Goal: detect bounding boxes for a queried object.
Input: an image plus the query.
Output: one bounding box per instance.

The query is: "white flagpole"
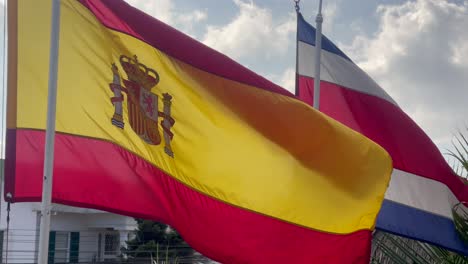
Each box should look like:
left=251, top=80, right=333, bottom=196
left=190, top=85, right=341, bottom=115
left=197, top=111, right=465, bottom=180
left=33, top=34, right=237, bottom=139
left=294, top=0, right=300, bottom=96
left=313, top=0, right=323, bottom=110
left=38, top=1, right=61, bottom=264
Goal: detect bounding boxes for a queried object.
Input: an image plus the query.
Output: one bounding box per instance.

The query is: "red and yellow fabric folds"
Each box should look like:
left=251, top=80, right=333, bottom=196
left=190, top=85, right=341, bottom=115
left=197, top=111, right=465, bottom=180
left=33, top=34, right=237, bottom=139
left=5, top=1, right=392, bottom=263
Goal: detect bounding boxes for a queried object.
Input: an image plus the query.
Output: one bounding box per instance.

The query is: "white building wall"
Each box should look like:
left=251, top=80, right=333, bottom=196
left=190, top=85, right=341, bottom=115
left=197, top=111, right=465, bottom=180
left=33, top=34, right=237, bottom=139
left=0, top=202, right=39, bottom=264
left=50, top=213, right=100, bottom=263
left=77, top=231, right=100, bottom=263
left=49, top=212, right=137, bottom=262
left=1, top=199, right=137, bottom=263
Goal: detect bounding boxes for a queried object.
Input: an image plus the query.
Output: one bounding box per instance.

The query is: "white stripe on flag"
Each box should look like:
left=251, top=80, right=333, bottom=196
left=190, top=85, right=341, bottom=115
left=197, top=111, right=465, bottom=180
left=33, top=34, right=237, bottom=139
left=386, top=169, right=460, bottom=220
left=298, top=41, right=396, bottom=105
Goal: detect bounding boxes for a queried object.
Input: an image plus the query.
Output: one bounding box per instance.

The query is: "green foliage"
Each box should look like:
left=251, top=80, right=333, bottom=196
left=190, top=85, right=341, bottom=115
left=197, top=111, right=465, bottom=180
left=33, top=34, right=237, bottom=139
left=453, top=202, right=468, bottom=245
left=372, top=231, right=468, bottom=264
left=447, top=128, right=468, bottom=262
left=447, top=128, right=468, bottom=178
left=447, top=128, right=468, bottom=248
left=122, top=220, right=193, bottom=262
left=429, top=244, right=468, bottom=264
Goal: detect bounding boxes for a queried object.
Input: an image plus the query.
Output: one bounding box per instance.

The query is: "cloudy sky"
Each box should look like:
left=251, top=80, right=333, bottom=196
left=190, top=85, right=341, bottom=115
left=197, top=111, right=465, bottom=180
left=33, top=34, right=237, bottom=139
left=0, top=0, right=467, bottom=161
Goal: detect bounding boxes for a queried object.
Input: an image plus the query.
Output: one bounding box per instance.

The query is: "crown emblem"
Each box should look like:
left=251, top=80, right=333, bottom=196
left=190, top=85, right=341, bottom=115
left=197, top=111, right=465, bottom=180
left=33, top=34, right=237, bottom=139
left=108, top=55, right=175, bottom=157
left=119, top=55, right=159, bottom=90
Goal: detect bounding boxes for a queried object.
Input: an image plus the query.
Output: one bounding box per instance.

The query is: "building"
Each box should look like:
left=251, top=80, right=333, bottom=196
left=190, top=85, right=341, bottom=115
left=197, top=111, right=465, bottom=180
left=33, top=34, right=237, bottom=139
left=0, top=189, right=137, bottom=263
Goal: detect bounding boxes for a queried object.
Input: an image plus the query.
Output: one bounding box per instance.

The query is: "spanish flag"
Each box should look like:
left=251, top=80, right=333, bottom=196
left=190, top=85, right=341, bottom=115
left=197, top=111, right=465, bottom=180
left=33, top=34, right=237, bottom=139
left=5, top=1, right=392, bottom=263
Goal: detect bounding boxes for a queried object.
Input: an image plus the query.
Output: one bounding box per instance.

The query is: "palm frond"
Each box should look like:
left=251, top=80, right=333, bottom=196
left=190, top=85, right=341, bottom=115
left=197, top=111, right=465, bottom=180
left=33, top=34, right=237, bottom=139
left=446, top=128, right=468, bottom=178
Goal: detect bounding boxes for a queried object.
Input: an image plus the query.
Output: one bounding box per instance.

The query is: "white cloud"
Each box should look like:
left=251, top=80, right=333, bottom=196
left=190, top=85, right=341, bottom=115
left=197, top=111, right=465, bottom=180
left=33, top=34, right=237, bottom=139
left=322, top=1, right=339, bottom=35
left=177, top=10, right=207, bottom=32
left=125, top=0, right=207, bottom=35
left=342, top=0, right=468, bottom=151
left=450, top=41, right=468, bottom=66
left=126, top=0, right=173, bottom=23
left=278, top=68, right=295, bottom=93
left=202, top=0, right=295, bottom=60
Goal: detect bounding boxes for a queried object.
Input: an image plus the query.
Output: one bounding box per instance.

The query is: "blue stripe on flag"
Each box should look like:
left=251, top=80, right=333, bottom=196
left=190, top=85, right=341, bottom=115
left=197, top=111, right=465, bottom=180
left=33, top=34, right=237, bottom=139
left=376, top=199, right=468, bottom=255
left=297, top=12, right=352, bottom=62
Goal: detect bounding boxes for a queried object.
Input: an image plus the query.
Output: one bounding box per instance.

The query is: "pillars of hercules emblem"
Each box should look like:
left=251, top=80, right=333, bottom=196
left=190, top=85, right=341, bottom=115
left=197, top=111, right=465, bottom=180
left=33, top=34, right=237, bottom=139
left=110, top=63, right=125, bottom=128
left=161, top=93, right=175, bottom=157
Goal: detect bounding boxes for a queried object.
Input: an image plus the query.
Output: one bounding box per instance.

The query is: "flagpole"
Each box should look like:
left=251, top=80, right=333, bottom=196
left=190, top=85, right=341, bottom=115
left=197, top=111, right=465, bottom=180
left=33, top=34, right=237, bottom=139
left=313, top=0, right=323, bottom=110
left=38, top=1, right=61, bottom=264
left=294, top=0, right=300, bottom=96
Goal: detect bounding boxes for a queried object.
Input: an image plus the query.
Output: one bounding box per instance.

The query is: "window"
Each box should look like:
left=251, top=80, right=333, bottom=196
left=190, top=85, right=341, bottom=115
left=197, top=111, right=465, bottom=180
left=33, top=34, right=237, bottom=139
left=104, top=233, right=120, bottom=256
left=99, top=232, right=121, bottom=261
left=54, top=232, right=69, bottom=263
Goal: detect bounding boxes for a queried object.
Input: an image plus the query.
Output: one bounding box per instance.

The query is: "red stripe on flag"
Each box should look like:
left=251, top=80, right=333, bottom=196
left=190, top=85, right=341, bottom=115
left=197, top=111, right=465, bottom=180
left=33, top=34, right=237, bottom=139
left=298, top=76, right=468, bottom=202
left=5, top=128, right=371, bottom=264
left=78, top=0, right=292, bottom=98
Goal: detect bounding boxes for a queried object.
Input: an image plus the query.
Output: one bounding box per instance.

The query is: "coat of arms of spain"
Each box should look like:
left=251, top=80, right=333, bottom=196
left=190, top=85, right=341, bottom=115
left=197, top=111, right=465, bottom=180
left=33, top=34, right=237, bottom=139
left=109, top=55, right=175, bottom=157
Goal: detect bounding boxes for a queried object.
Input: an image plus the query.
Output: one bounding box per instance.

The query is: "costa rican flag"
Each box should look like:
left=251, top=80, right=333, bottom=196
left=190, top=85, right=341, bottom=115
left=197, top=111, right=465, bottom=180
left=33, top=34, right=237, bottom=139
left=296, top=11, right=468, bottom=254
